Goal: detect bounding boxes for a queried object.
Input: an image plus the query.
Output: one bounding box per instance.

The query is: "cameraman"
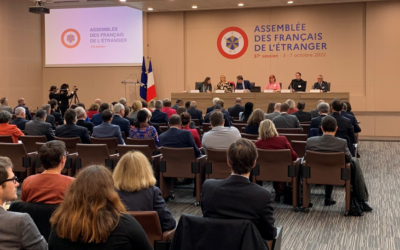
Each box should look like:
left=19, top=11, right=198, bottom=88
left=59, top=83, right=77, bottom=117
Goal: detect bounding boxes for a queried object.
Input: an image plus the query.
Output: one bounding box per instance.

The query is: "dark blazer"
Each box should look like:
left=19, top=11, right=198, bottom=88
left=228, top=104, right=245, bottom=118
left=206, top=106, right=214, bottom=114
left=330, top=112, right=355, bottom=144
left=313, top=81, right=329, bottom=92
left=150, top=110, right=169, bottom=125
left=272, top=113, right=301, bottom=129
left=288, top=79, right=307, bottom=92
left=235, top=80, right=252, bottom=90
left=14, top=105, right=32, bottom=120
left=204, top=112, right=231, bottom=127
left=305, top=134, right=352, bottom=163
left=49, top=92, right=60, bottom=102
left=310, top=114, right=327, bottom=130
left=112, top=115, right=130, bottom=137
left=91, top=112, right=103, bottom=126
left=201, top=175, right=277, bottom=240
left=198, top=84, right=212, bottom=93
left=45, top=114, right=57, bottom=130
left=245, top=124, right=259, bottom=134
left=25, top=118, right=55, bottom=141
left=76, top=119, right=94, bottom=134
left=10, top=117, right=29, bottom=131
left=187, top=107, right=203, bottom=125
left=50, top=110, right=64, bottom=125
left=93, top=122, right=124, bottom=145
left=310, top=109, right=319, bottom=118
left=341, top=111, right=361, bottom=133
left=291, top=110, right=312, bottom=122
left=159, top=128, right=201, bottom=158
left=55, top=123, right=91, bottom=144
left=117, top=186, right=176, bottom=232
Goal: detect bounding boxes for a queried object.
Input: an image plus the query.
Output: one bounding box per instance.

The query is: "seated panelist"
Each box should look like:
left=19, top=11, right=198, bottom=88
left=288, top=72, right=307, bottom=92
left=313, top=75, right=329, bottom=92
left=235, top=75, right=251, bottom=92
left=198, top=77, right=212, bottom=93
left=264, top=75, right=281, bottom=91
left=216, top=75, right=233, bottom=93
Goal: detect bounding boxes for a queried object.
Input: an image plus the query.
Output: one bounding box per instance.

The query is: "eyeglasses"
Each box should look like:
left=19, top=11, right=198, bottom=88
left=1, top=176, right=18, bottom=185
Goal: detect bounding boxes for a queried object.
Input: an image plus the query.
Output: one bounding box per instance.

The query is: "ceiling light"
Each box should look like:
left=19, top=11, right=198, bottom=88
left=287, top=1, right=293, bottom=3
left=192, top=5, right=198, bottom=9
left=119, top=0, right=126, bottom=2
left=238, top=3, right=244, bottom=6
left=148, top=7, right=153, bottom=10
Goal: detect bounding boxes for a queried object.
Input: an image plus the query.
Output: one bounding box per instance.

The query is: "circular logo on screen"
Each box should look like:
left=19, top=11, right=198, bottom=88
left=217, top=27, right=248, bottom=59
left=61, top=29, right=81, bottom=48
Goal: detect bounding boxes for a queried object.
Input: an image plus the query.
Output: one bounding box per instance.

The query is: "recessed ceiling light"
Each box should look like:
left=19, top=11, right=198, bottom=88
left=238, top=3, right=244, bottom=6
left=288, top=1, right=293, bottom=3
left=119, top=0, right=126, bottom=2
left=148, top=7, right=153, bottom=10
left=192, top=5, right=198, bottom=9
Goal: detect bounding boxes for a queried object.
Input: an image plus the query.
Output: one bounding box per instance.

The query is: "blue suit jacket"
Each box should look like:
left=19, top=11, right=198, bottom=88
left=93, top=122, right=124, bottom=145
left=236, top=80, right=252, bottom=90
left=159, top=128, right=201, bottom=158
left=91, top=112, right=103, bottom=126
left=55, top=124, right=91, bottom=144
left=112, top=115, right=130, bottom=137
left=150, top=110, right=169, bottom=125
left=341, top=111, right=361, bottom=133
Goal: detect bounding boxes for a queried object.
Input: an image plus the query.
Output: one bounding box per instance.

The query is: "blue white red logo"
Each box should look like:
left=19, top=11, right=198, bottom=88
left=217, top=27, right=248, bottom=59
left=61, top=29, right=81, bottom=48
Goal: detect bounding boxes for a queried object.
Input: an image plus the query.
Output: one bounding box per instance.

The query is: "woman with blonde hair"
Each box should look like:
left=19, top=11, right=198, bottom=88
left=129, top=100, right=143, bottom=121
left=216, top=75, right=233, bottom=93
left=245, top=108, right=265, bottom=135
left=148, top=100, right=156, bottom=110
left=48, top=165, right=152, bottom=249
left=286, top=99, right=297, bottom=114
left=87, top=103, right=99, bottom=119
left=113, top=151, right=176, bottom=232
left=255, top=120, right=297, bottom=202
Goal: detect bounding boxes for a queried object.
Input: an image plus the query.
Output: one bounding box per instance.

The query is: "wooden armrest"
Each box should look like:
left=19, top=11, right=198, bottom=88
left=109, top=153, right=119, bottom=159
left=196, top=155, right=207, bottom=161
left=67, top=152, right=78, bottom=157
left=162, top=228, right=176, bottom=242
left=27, top=152, right=38, bottom=157
left=151, top=154, right=162, bottom=161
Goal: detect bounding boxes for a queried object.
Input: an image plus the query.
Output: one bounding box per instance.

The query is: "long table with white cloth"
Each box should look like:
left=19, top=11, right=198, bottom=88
left=171, top=92, right=350, bottom=114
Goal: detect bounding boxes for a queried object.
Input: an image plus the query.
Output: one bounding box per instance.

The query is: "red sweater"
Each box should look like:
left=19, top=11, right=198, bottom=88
left=181, top=126, right=201, bottom=148
left=161, top=107, right=177, bottom=118
left=254, top=136, right=298, bottom=161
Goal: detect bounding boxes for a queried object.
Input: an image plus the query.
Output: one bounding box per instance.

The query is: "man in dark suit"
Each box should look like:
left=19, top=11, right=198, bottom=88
left=312, top=75, right=329, bottom=92
left=150, top=100, right=169, bottom=125
left=228, top=97, right=245, bottom=118
left=330, top=99, right=355, bottom=144
left=55, top=109, right=91, bottom=144
left=10, top=107, right=28, bottom=130
left=93, top=110, right=124, bottom=145
left=111, top=103, right=130, bottom=137
left=305, top=116, right=352, bottom=206
left=290, top=101, right=312, bottom=122
left=187, top=101, right=203, bottom=125
left=342, top=103, right=361, bottom=133
left=91, top=103, right=109, bottom=126
left=41, top=104, right=56, bottom=130
left=75, top=107, right=94, bottom=134
left=272, top=103, right=302, bottom=129
left=49, top=99, right=64, bottom=125
left=288, top=72, right=307, bottom=92
left=171, top=99, right=183, bottom=111
left=235, top=75, right=252, bottom=92
left=201, top=138, right=277, bottom=240
left=310, top=99, right=325, bottom=118
left=216, top=99, right=233, bottom=125
left=310, top=102, right=329, bottom=131
left=24, top=110, right=55, bottom=141
left=204, top=105, right=231, bottom=127
left=206, top=97, right=220, bottom=114
left=159, top=115, right=201, bottom=158
left=13, top=98, right=32, bottom=120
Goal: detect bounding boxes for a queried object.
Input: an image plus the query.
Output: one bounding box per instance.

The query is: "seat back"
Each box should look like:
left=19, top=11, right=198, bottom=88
left=125, top=138, right=158, bottom=152
left=232, top=123, right=245, bottom=131
left=127, top=211, right=163, bottom=247
left=54, top=137, right=81, bottom=154
left=160, top=147, right=195, bottom=178
left=233, top=120, right=246, bottom=124
left=202, top=123, right=212, bottom=133
left=304, top=151, right=346, bottom=185
left=291, top=140, right=306, bottom=158
left=20, top=136, right=47, bottom=153
left=90, top=137, right=118, bottom=154
left=276, top=128, right=303, bottom=134
left=300, top=124, right=310, bottom=135
left=241, top=133, right=258, bottom=140
left=195, top=82, right=202, bottom=90
left=117, top=145, right=153, bottom=160
left=160, top=126, right=169, bottom=133
left=0, top=135, right=13, bottom=143
left=76, top=144, right=110, bottom=170
left=206, top=149, right=230, bottom=179
left=0, top=143, right=28, bottom=173
left=158, top=123, right=167, bottom=126
left=192, top=119, right=200, bottom=126
left=327, top=82, right=331, bottom=91
left=279, top=134, right=308, bottom=144
left=255, top=149, right=292, bottom=182
left=279, top=82, right=282, bottom=89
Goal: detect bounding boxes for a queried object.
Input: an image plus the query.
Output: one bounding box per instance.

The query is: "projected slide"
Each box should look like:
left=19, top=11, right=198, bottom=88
left=45, top=7, right=143, bottom=67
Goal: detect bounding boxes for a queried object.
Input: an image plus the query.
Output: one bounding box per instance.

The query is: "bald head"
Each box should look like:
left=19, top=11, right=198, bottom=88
left=274, top=103, right=281, bottom=112
left=235, top=97, right=242, bottom=105
left=190, top=101, right=197, bottom=108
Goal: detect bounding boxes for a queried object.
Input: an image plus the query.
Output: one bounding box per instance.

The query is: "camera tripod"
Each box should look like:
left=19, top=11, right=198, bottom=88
left=69, top=91, right=80, bottom=105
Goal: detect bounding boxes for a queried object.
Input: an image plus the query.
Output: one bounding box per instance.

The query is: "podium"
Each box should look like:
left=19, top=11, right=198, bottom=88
left=121, top=80, right=141, bottom=103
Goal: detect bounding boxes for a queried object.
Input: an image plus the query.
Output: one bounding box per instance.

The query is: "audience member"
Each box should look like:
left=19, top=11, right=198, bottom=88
left=216, top=99, right=232, bottom=124
left=25, top=110, right=55, bottom=141
left=177, top=107, right=196, bottom=129
left=228, top=97, right=245, bottom=118
left=42, top=104, right=57, bottom=130
left=0, top=157, right=47, bottom=250
left=172, top=99, right=183, bottom=110
left=202, top=111, right=241, bottom=154
left=150, top=100, right=169, bottom=125
left=55, top=109, right=91, bottom=144
left=148, top=100, right=156, bottom=110
left=310, top=99, right=325, bottom=118
left=69, top=104, right=78, bottom=110
left=342, top=103, right=361, bottom=133
left=310, top=102, right=329, bottom=133
left=75, top=107, right=94, bottom=134
left=305, top=116, right=352, bottom=206
left=87, top=103, right=99, bottom=119
left=272, top=103, right=302, bottom=129
left=48, top=165, right=152, bottom=250
left=203, top=105, right=231, bottom=127
left=124, top=106, right=131, bottom=119
left=0, top=110, right=24, bottom=143
left=142, top=108, right=163, bottom=135
left=206, top=97, right=220, bottom=114
left=76, top=103, right=90, bottom=122
left=94, top=98, right=102, bottom=105
left=0, top=97, right=12, bottom=114
left=266, top=101, right=276, bottom=114
left=130, top=110, right=160, bottom=147
left=161, top=100, right=177, bottom=118
left=113, top=151, right=176, bottom=232
left=91, top=103, right=109, bottom=126
left=21, top=141, right=73, bottom=204
left=239, top=102, right=253, bottom=121
left=141, top=101, right=152, bottom=112
left=255, top=120, right=297, bottom=201
left=185, top=101, right=191, bottom=109
left=48, top=99, right=64, bottom=125
left=286, top=99, right=298, bottom=114
left=10, top=107, right=28, bottom=130
left=201, top=139, right=277, bottom=241
left=291, top=101, right=312, bottom=122
left=330, top=99, right=356, bottom=144
left=265, top=103, right=281, bottom=120
left=14, top=98, right=32, bottom=120
left=111, top=103, right=130, bottom=137
left=187, top=101, right=203, bottom=125
left=129, top=100, right=143, bottom=122
left=344, top=101, right=355, bottom=116
left=159, top=115, right=201, bottom=158
left=93, top=110, right=124, bottom=145
left=180, top=112, right=201, bottom=148
left=245, top=108, right=265, bottom=134
left=119, top=98, right=127, bottom=106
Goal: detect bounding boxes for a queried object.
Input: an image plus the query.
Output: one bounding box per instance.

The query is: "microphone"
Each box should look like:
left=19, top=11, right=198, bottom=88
left=121, top=74, right=133, bottom=84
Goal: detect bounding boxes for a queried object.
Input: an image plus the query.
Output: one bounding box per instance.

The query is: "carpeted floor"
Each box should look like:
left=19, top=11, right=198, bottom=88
left=165, top=141, right=400, bottom=250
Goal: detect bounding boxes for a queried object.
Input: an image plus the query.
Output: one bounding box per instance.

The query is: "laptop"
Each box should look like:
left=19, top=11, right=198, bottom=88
left=251, top=86, right=261, bottom=93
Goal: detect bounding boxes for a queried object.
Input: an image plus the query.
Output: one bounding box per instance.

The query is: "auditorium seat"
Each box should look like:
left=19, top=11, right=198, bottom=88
left=159, top=147, right=206, bottom=205
left=279, top=134, right=308, bottom=145
left=232, top=123, right=245, bottom=131
left=192, top=119, right=200, bottom=126
left=302, top=151, right=351, bottom=215
left=0, top=143, right=36, bottom=178
left=252, top=149, right=301, bottom=209
left=202, top=123, right=212, bottom=133
left=300, top=124, right=310, bottom=135
left=76, top=144, right=119, bottom=172
left=160, top=126, right=169, bottom=133
left=126, top=138, right=160, bottom=155
left=20, top=135, right=47, bottom=153
left=205, top=148, right=230, bottom=180
left=233, top=120, right=246, bottom=124
left=127, top=211, right=175, bottom=249
left=0, top=135, right=13, bottom=143
left=54, top=136, right=81, bottom=154
left=158, top=123, right=167, bottom=126
left=291, top=141, right=307, bottom=158
left=276, top=128, right=303, bottom=134
left=91, top=137, right=118, bottom=154
left=241, top=133, right=258, bottom=140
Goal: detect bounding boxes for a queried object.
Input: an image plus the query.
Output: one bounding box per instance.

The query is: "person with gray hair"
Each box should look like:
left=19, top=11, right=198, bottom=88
left=150, top=100, right=169, bottom=125
left=10, top=107, right=28, bottom=130
left=310, top=99, right=325, bottom=118
left=264, top=103, right=281, bottom=120
left=25, top=110, right=55, bottom=141
left=0, top=110, right=24, bottom=143
left=14, top=98, right=32, bottom=120
left=41, top=104, right=56, bottom=130
left=187, top=101, right=204, bottom=125
left=206, top=97, right=220, bottom=114
left=309, top=102, right=330, bottom=136
left=0, top=97, right=12, bottom=114
left=111, top=103, right=130, bottom=137
left=75, top=107, right=94, bottom=134
left=119, top=98, right=127, bottom=106
left=313, top=75, right=329, bottom=92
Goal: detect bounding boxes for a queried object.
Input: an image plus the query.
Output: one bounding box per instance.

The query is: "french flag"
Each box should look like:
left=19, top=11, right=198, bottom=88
left=146, top=60, right=157, bottom=102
